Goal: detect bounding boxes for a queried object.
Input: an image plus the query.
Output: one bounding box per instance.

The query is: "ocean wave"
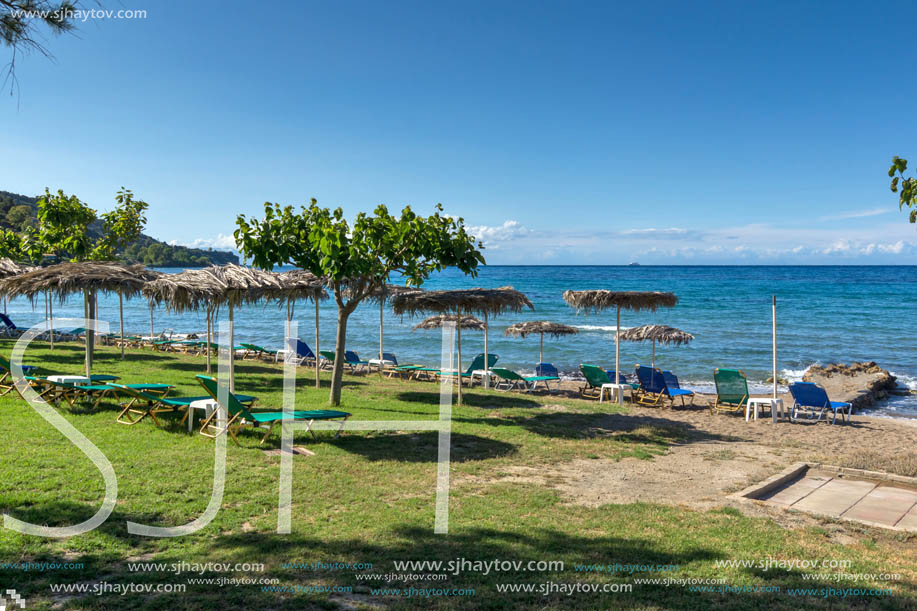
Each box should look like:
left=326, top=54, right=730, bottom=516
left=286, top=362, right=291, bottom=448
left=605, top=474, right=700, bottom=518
left=890, top=371, right=917, bottom=390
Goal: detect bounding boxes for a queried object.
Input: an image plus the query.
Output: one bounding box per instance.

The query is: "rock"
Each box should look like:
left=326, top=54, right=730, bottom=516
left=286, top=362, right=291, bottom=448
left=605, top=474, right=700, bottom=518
left=803, top=363, right=897, bottom=412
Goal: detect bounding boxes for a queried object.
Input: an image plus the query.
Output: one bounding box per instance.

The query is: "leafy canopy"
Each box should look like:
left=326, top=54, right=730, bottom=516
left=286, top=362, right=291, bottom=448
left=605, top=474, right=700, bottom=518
left=888, top=156, right=917, bottom=225
left=236, top=200, right=485, bottom=299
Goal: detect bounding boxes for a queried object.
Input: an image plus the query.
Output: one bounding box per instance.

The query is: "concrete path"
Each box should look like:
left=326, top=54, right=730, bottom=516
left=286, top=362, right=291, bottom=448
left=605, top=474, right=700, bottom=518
left=760, top=471, right=917, bottom=531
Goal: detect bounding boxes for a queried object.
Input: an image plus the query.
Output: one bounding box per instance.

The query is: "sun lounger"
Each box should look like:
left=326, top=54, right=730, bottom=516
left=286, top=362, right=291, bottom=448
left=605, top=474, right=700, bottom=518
left=661, top=370, right=695, bottom=406
left=579, top=363, right=612, bottom=398
left=712, top=368, right=749, bottom=415
left=491, top=367, right=559, bottom=392
left=436, top=353, right=498, bottom=385
left=196, top=375, right=350, bottom=445
left=107, top=383, right=256, bottom=426
left=344, top=351, right=369, bottom=373
left=0, top=354, right=36, bottom=396
left=240, top=343, right=277, bottom=361
left=633, top=365, right=694, bottom=407
left=789, top=382, right=851, bottom=424
left=285, top=338, right=321, bottom=366
left=605, top=370, right=640, bottom=391
left=536, top=362, right=558, bottom=378
left=0, top=313, right=24, bottom=337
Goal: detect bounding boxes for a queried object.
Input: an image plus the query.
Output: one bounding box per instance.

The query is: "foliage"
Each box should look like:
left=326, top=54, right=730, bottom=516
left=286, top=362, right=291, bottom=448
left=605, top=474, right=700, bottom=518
left=0, top=189, right=237, bottom=267
left=35, top=188, right=97, bottom=261
left=1, top=0, right=76, bottom=90
left=89, top=188, right=148, bottom=260
left=236, top=200, right=485, bottom=405
left=888, top=156, right=917, bottom=225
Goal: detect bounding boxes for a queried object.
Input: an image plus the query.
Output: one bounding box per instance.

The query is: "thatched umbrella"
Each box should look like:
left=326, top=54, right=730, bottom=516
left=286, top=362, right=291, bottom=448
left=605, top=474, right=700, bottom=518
left=360, top=284, right=422, bottom=364
left=504, top=320, right=578, bottom=364
left=0, top=262, right=161, bottom=377
left=143, top=264, right=281, bottom=390
left=563, top=290, right=678, bottom=386
left=618, top=324, right=693, bottom=368
left=0, top=259, right=38, bottom=336
left=269, top=270, right=328, bottom=388
left=392, top=286, right=534, bottom=404
left=412, top=314, right=486, bottom=332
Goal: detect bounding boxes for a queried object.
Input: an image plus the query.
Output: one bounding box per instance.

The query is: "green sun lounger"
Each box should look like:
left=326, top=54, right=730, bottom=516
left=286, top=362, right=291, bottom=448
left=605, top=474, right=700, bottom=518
left=0, top=354, right=37, bottom=397
left=579, top=363, right=612, bottom=399
left=196, top=375, right=350, bottom=445
left=491, top=367, right=559, bottom=392
left=712, top=368, right=749, bottom=415
left=239, top=343, right=277, bottom=360
left=107, top=383, right=256, bottom=426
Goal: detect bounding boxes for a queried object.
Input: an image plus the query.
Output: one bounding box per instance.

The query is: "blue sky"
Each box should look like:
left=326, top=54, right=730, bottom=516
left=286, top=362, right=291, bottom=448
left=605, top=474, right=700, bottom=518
left=2, top=0, right=916, bottom=264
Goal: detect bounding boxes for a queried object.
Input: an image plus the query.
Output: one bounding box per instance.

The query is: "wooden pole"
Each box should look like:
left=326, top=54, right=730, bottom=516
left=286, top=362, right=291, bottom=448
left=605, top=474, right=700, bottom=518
left=379, top=299, right=384, bottom=363
left=314, top=298, right=321, bottom=388
left=539, top=333, right=544, bottom=364
left=483, top=311, right=489, bottom=389
left=228, top=304, right=235, bottom=393
left=652, top=339, right=655, bottom=369
left=615, top=305, right=621, bottom=385
left=119, top=293, right=125, bottom=359
left=772, top=295, right=778, bottom=399
left=205, top=305, right=212, bottom=374
left=48, top=294, right=54, bottom=350
left=149, top=302, right=154, bottom=338
left=456, top=307, right=463, bottom=406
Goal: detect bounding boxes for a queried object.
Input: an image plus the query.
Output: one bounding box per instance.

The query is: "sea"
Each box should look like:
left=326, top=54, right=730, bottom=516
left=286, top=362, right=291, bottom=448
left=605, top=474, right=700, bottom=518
left=7, top=265, right=916, bottom=420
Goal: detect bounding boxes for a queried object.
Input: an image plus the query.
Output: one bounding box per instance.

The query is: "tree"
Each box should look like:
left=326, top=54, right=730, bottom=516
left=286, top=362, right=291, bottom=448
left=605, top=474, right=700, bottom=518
left=236, top=201, right=485, bottom=406
left=889, top=156, right=917, bottom=225
left=1, top=1, right=77, bottom=91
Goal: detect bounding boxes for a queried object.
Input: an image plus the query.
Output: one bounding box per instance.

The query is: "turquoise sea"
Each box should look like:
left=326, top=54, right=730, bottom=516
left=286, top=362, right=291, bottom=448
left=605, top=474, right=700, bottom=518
left=7, top=265, right=916, bottom=419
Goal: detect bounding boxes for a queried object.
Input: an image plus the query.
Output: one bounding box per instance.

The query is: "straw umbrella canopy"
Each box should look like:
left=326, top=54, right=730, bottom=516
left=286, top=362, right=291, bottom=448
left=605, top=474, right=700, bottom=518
left=143, top=264, right=282, bottom=390
left=0, top=262, right=162, bottom=376
left=412, top=314, right=486, bottom=332
left=267, top=269, right=328, bottom=388
left=504, top=320, right=578, bottom=364
left=391, top=286, right=534, bottom=404
left=563, top=290, right=678, bottom=386
left=617, top=324, right=693, bottom=368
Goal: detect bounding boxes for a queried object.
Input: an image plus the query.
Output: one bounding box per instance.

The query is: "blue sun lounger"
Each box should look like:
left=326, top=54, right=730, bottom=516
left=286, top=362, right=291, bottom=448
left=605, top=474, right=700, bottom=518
left=789, top=382, right=851, bottom=424
left=634, top=365, right=695, bottom=407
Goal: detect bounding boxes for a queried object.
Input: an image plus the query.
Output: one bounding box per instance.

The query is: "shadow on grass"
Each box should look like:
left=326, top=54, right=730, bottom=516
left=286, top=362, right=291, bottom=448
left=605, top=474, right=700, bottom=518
left=396, top=391, right=541, bottom=410
left=330, top=431, right=516, bottom=463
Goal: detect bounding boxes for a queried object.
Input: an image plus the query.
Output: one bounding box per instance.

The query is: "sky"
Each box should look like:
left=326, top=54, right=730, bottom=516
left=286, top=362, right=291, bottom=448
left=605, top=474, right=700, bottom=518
left=2, top=0, right=917, bottom=264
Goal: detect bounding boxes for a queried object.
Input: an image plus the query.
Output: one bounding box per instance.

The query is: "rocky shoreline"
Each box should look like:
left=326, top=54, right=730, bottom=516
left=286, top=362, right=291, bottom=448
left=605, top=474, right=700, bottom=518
left=803, top=361, right=901, bottom=412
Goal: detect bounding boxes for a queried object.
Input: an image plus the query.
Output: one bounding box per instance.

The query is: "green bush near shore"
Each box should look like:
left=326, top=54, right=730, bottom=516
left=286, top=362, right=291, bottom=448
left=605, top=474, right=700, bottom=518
left=0, top=341, right=913, bottom=610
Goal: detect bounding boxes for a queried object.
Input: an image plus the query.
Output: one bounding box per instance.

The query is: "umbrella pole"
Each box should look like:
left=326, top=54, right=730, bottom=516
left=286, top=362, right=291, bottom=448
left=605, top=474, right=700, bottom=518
left=229, top=304, right=235, bottom=393
left=149, top=302, right=154, bottom=338
left=483, top=311, right=489, bottom=389
left=652, top=339, right=655, bottom=369
left=615, top=305, right=621, bottom=385
left=456, top=308, right=463, bottom=406
left=119, top=293, right=125, bottom=359
left=772, top=295, right=778, bottom=400
left=315, top=298, right=320, bottom=389
left=539, top=333, right=543, bottom=364
left=379, top=299, right=384, bottom=363
left=206, top=306, right=212, bottom=375
left=48, top=293, right=54, bottom=350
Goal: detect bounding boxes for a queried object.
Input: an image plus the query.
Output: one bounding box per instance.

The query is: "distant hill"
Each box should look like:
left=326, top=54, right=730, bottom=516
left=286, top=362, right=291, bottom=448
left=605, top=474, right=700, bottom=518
left=0, top=190, right=238, bottom=267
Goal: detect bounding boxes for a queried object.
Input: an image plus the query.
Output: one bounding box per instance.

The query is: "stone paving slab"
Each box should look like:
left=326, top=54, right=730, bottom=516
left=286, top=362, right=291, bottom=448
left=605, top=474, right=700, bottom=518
left=792, top=478, right=877, bottom=517
left=896, top=507, right=917, bottom=530
left=762, top=475, right=831, bottom=506
left=842, top=486, right=917, bottom=525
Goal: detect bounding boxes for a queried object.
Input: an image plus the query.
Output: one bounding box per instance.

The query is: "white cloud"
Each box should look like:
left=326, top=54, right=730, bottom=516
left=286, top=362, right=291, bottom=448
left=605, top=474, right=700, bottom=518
left=466, top=220, right=531, bottom=248
left=168, top=233, right=238, bottom=251
left=820, top=208, right=890, bottom=221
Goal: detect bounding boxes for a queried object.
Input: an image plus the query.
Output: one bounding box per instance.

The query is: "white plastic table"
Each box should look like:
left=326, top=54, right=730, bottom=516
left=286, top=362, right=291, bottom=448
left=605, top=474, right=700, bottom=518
left=274, top=349, right=291, bottom=363
left=599, top=383, right=629, bottom=404
left=369, top=359, right=395, bottom=371
left=187, top=399, right=219, bottom=433
left=472, top=369, right=495, bottom=388
left=47, top=375, right=90, bottom=385
left=745, top=397, right=785, bottom=423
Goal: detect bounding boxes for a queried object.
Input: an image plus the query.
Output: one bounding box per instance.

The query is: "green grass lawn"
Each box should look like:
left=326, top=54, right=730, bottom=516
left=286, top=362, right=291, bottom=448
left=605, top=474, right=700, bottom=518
left=0, top=340, right=914, bottom=609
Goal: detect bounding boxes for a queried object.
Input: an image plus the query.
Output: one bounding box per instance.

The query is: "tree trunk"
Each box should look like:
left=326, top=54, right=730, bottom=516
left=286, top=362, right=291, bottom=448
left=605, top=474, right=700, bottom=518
left=329, top=308, right=350, bottom=406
